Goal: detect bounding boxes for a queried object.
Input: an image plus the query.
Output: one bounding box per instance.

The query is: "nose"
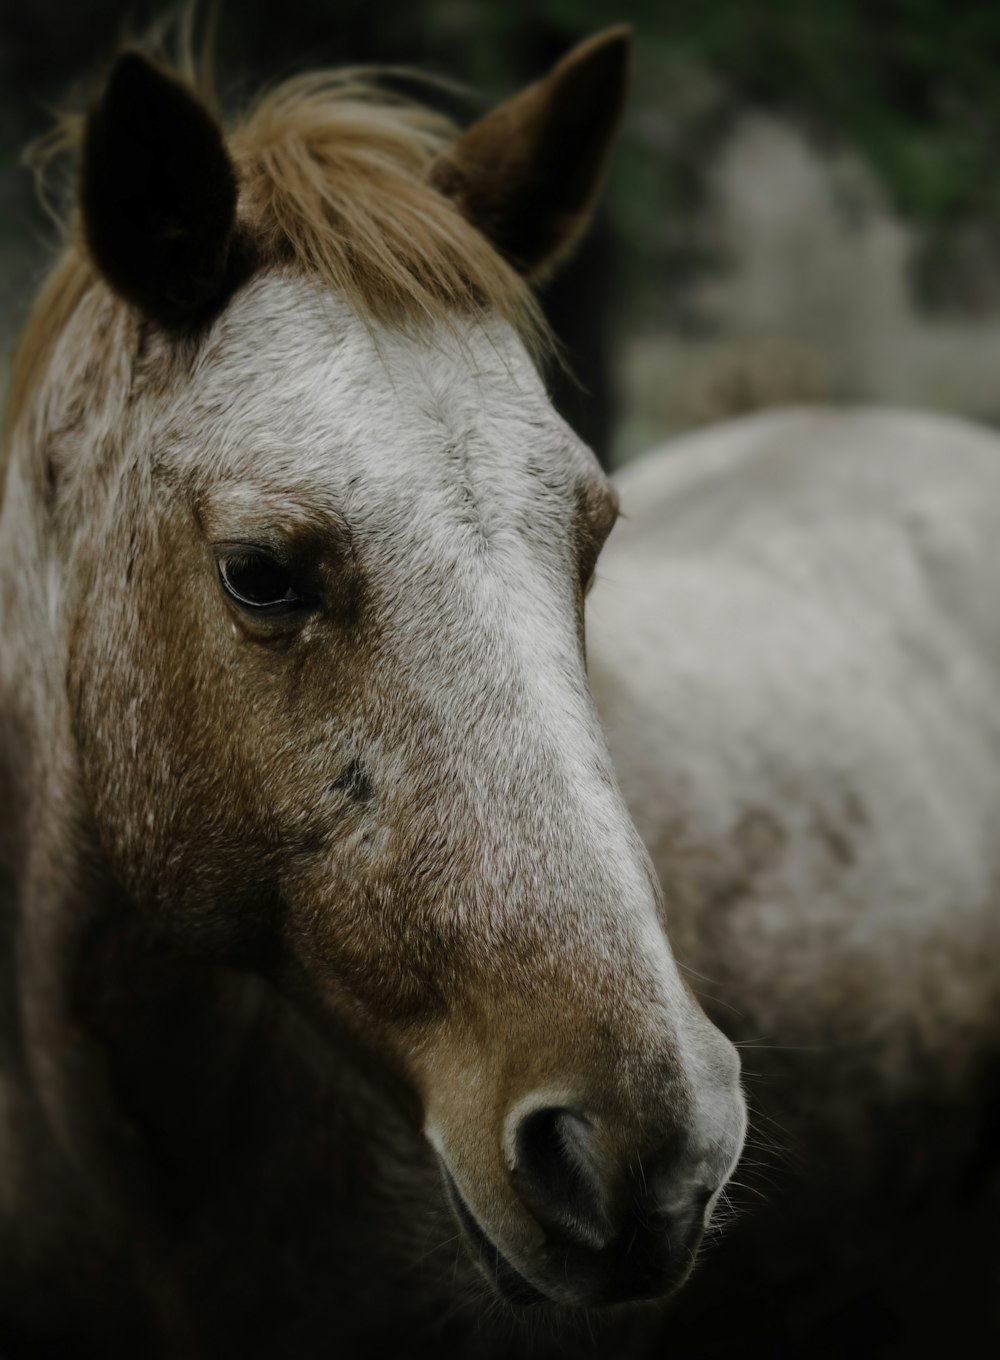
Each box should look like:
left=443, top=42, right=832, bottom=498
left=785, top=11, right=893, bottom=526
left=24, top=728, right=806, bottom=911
left=507, top=1103, right=719, bottom=1305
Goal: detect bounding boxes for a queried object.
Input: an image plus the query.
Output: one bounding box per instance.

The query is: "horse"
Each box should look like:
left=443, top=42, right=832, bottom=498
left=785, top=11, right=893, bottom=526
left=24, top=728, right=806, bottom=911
left=0, top=22, right=997, bottom=1360
left=0, top=27, right=746, bottom=1359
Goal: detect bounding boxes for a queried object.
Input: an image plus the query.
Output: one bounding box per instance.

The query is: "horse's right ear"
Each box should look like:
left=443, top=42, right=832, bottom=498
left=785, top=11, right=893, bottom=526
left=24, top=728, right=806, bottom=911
left=81, top=52, right=239, bottom=329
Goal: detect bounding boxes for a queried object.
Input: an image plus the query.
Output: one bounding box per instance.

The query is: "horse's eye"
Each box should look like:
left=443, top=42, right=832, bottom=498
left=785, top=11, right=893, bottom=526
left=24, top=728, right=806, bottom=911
left=218, top=553, right=304, bottom=611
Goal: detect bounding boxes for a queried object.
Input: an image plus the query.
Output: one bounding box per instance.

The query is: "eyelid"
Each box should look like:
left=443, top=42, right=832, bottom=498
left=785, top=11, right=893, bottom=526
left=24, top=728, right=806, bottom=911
left=212, top=530, right=302, bottom=558
left=199, top=490, right=354, bottom=560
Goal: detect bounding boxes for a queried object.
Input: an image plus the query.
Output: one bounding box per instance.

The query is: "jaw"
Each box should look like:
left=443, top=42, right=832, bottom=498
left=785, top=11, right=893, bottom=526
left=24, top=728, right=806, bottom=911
left=442, top=1170, right=550, bottom=1306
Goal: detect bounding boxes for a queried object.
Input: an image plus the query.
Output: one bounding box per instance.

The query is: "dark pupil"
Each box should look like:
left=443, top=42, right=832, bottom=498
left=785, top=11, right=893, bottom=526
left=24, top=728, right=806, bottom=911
left=223, top=555, right=297, bottom=607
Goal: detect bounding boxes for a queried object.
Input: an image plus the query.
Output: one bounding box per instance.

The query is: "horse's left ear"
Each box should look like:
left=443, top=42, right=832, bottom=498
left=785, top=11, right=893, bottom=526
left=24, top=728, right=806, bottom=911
left=430, top=27, right=631, bottom=279
left=81, top=52, right=240, bottom=329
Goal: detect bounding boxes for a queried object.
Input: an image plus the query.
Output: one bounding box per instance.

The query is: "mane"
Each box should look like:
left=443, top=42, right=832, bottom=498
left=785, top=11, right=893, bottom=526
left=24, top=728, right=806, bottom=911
left=2, top=55, right=550, bottom=455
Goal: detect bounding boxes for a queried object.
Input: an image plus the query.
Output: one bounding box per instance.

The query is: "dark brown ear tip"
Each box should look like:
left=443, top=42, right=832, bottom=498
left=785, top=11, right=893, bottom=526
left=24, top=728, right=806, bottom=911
left=94, top=48, right=220, bottom=137
left=562, top=25, right=634, bottom=72
left=549, top=26, right=632, bottom=113
left=591, top=24, right=634, bottom=49
left=105, top=48, right=160, bottom=87
left=96, top=49, right=180, bottom=119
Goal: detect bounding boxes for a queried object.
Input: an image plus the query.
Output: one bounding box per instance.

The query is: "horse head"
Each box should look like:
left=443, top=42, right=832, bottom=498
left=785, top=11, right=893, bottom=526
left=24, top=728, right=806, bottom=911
left=11, top=29, right=745, bottom=1310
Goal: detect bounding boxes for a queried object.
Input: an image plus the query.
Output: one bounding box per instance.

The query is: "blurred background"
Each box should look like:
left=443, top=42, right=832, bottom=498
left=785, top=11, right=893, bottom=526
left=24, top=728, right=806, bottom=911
left=4, top=0, right=1000, bottom=468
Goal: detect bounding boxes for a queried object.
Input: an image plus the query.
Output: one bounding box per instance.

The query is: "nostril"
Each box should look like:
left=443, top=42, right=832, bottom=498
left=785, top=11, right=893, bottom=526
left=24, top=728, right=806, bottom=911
left=511, top=1107, right=612, bottom=1252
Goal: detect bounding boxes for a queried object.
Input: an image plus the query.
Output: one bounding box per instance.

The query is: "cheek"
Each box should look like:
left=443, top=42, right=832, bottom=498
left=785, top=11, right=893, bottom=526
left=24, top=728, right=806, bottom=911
left=70, top=558, right=223, bottom=907
left=278, top=848, right=455, bottom=1029
left=65, top=518, right=295, bottom=922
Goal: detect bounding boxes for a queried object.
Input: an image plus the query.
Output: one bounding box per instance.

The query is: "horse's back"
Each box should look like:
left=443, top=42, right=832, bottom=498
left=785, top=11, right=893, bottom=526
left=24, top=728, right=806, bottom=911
left=594, top=404, right=1000, bottom=865
left=607, top=405, right=1000, bottom=645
